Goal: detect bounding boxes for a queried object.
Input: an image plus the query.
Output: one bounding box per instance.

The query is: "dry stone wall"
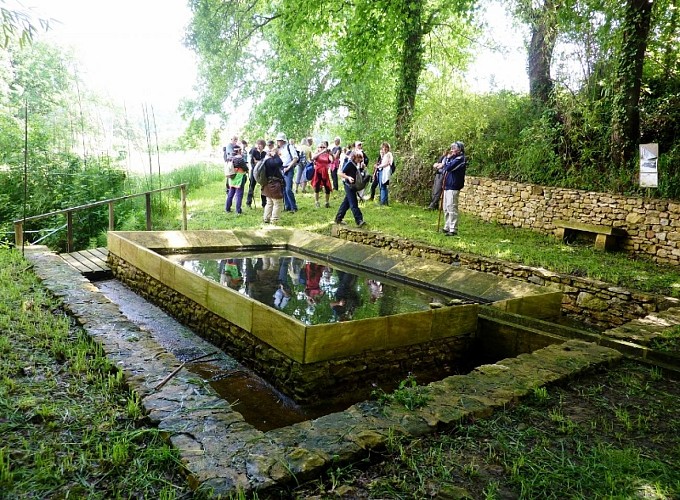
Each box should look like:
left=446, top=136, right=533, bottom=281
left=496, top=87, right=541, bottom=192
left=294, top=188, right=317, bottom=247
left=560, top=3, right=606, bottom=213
left=459, top=176, right=680, bottom=265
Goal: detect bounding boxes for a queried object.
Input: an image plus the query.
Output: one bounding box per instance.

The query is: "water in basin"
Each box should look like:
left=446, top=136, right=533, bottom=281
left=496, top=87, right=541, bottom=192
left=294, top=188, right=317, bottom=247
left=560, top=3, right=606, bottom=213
left=166, top=250, right=469, bottom=324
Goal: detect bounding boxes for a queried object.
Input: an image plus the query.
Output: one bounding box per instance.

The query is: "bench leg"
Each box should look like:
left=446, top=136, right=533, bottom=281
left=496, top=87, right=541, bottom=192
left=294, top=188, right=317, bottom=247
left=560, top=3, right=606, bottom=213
left=555, top=227, right=566, bottom=241
left=595, top=234, right=615, bottom=251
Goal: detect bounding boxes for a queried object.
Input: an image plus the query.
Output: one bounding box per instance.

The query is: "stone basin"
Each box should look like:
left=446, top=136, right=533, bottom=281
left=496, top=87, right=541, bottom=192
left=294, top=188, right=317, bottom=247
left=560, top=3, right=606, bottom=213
left=107, top=229, right=562, bottom=402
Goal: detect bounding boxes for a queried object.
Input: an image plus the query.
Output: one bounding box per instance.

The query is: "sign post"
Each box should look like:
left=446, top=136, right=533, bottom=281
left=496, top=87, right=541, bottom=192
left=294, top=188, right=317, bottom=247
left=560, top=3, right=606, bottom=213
left=639, top=143, right=658, bottom=191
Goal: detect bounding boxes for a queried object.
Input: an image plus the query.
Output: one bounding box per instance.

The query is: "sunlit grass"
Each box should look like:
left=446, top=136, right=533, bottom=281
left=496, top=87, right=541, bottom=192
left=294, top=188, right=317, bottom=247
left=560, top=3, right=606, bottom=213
left=169, top=177, right=680, bottom=297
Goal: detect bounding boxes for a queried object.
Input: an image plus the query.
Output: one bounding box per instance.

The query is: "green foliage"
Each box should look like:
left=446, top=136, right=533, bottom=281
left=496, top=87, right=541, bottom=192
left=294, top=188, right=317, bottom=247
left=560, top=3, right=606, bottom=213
left=186, top=0, right=477, bottom=144
left=177, top=116, right=206, bottom=150
left=0, top=1, right=51, bottom=47
left=372, top=374, right=432, bottom=410
left=0, top=154, right=128, bottom=250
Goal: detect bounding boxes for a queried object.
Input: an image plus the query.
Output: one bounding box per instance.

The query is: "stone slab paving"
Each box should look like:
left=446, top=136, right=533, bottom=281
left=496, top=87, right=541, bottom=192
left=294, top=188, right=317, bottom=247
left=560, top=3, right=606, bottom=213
left=605, top=306, right=680, bottom=345
left=24, top=246, right=623, bottom=496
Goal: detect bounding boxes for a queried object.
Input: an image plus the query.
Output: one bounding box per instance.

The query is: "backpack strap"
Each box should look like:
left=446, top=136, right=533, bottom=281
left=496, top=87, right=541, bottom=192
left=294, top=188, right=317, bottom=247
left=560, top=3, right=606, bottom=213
left=286, top=144, right=298, bottom=167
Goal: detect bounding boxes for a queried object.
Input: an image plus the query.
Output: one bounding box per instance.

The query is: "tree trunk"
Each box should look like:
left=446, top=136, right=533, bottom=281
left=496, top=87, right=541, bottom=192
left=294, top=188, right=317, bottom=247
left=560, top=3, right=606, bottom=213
left=394, top=0, right=425, bottom=148
left=527, top=0, right=559, bottom=106
left=610, top=0, right=654, bottom=169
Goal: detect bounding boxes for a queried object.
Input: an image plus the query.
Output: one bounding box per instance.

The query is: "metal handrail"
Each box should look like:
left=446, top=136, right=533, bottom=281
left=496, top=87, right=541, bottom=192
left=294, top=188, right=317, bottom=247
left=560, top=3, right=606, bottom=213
left=14, top=183, right=188, bottom=252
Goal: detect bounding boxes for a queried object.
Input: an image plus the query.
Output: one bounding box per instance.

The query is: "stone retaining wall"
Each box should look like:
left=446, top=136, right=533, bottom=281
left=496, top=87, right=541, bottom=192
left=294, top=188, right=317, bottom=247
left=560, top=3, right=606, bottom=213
left=109, top=254, right=476, bottom=404
left=333, top=227, right=679, bottom=329
left=459, top=176, right=680, bottom=265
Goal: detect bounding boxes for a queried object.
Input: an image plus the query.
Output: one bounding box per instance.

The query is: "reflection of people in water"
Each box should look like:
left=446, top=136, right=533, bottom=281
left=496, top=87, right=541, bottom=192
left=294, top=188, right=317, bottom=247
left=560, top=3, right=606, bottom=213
left=249, top=256, right=280, bottom=305
left=242, top=257, right=261, bottom=296
left=273, top=284, right=291, bottom=309
left=274, top=257, right=293, bottom=309
left=302, top=262, right=327, bottom=304
left=367, top=279, right=383, bottom=303
left=330, top=271, right=362, bottom=321
left=219, top=258, right=243, bottom=290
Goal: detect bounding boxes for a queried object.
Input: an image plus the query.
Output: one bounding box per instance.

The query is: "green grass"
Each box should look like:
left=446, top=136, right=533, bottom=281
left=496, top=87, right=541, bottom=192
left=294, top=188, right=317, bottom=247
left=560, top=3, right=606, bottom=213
left=0, top=246, right=193, bottom=499
left=291, top=361, right=680, bottom=499
left=372, top=374, right=432, bottom=410
left=648, top=324, right=680, bottom=353
left=173, top=173, right=680, bottom=298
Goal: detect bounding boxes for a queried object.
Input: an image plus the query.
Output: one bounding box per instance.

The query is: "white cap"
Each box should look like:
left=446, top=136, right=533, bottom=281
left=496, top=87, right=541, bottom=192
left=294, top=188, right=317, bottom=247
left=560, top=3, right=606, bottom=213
left=276, top=132, right=287, bottom=142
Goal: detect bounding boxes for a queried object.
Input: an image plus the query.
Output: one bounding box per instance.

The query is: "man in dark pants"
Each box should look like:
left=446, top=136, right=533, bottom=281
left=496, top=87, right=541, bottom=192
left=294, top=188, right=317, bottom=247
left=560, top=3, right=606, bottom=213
left=246, top=139, right=267, bottom=208
left=428, top=150, right=447, bottom=210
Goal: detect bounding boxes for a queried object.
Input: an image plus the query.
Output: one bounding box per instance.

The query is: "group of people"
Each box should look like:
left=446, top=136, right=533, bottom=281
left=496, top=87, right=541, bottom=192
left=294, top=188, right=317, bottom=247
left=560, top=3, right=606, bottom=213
left=223, top=134, right=467, bottom=235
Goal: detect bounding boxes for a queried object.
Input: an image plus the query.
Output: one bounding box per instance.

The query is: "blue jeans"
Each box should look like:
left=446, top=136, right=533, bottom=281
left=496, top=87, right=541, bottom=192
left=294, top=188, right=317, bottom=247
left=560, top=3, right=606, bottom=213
left=282, top=167, right=297, bottom=211
left=378, top=169, right=389, bottom=205
left=335, top=182, right=364, bottom=224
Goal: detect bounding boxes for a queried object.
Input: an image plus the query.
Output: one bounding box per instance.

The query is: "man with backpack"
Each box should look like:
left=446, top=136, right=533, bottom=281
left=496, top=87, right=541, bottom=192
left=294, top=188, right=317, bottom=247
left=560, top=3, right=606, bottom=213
left=275, top=132, right=299, bottom=212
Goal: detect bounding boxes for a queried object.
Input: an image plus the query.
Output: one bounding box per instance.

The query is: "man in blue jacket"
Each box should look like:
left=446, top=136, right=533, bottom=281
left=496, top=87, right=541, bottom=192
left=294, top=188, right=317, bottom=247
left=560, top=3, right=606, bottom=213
left=442, top=142, right=466, bottom=236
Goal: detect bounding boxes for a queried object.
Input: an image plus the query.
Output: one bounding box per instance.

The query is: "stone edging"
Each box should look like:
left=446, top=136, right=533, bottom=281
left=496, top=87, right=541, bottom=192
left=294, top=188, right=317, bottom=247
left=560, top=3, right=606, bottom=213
left=23, top=246, right=622, bottom=496
left=331, top=226, right=680, bottom=329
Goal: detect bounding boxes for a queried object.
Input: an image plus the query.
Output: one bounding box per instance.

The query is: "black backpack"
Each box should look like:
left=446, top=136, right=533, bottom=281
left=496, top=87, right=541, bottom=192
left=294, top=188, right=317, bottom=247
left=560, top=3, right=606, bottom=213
left=390, top=158, right=396, bottom=174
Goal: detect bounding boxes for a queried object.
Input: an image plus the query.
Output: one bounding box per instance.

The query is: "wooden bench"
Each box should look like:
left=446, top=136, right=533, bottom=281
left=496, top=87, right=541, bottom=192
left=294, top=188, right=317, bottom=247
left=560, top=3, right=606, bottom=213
left=554, top=219, right=626, bottom=251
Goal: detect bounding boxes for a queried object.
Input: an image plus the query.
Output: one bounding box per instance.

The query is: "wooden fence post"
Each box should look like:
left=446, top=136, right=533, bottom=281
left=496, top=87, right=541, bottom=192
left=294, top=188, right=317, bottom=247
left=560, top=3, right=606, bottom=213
left=145, top=193, right=152, bottom=231
left=66, top=211, right=73, bottom=252
left=180, top=184, right=188, bottom=230
left=108, top=202, right=115, bottom=231
left=14, top=221, right=23, bottom=248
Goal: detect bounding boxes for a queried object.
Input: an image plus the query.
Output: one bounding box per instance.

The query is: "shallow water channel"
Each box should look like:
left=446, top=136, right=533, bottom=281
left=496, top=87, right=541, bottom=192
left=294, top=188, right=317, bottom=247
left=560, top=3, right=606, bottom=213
left=96, top=279, right=346, bottom=431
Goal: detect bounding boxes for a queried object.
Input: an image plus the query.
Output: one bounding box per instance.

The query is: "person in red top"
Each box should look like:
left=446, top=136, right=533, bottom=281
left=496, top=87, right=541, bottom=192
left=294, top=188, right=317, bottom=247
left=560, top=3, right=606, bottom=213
left=310, top=140, right=334, bottom=208
left=302, top=262, right=326, bottom=304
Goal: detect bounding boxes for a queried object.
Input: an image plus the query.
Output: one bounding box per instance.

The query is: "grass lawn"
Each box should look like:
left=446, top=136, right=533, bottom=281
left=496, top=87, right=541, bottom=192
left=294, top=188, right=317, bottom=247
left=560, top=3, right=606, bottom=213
left=3, top=172, right=680, bottom=498
left=181, top=178, right=680, bottom=298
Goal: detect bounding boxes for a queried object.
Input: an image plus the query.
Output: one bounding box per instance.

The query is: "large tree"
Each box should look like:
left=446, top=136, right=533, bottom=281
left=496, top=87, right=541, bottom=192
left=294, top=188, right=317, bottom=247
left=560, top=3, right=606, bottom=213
left=610, top=0, right=654, bottom=168
left=523, top=0, right=561, bottom=106
left=185, top=0, right=476, bottom=145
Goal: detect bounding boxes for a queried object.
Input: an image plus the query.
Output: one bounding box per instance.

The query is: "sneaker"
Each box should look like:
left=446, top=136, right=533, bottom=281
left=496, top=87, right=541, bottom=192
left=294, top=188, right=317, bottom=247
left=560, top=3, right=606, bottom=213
left=335, top=219, right=347, bottom=225
left=263, top=219, right=270, bottom=224
left=446, top=231, right=457, bottom=237
left=357, top=220, right=366, bottom=228
left=325, top=203, right=330, bottom=208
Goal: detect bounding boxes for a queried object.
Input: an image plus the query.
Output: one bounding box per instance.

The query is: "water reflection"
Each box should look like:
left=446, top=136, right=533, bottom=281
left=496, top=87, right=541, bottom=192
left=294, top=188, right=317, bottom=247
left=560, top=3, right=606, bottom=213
left=171, top=251, right=454, bottom=325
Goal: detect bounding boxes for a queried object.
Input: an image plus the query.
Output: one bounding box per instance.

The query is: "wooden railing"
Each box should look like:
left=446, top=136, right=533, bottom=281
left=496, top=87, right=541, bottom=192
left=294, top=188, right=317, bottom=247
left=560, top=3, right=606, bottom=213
left=14, top=184, right=188, bottom=252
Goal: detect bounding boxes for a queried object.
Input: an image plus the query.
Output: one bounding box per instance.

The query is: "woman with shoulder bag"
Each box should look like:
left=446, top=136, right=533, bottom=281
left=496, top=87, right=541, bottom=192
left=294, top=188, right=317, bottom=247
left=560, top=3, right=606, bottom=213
left=374, top=142, right=393, bottom=206
left=262, top=147, right=285, bottom=225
